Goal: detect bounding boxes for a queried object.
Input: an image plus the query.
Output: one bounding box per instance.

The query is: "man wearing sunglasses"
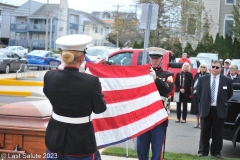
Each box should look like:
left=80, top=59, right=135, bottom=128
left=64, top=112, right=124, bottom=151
left=197, top=60, right=233, bottom=158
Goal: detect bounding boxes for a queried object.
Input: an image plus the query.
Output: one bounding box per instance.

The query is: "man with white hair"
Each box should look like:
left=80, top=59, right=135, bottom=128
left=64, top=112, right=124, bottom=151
left=227, top=65, right=240, bottom=83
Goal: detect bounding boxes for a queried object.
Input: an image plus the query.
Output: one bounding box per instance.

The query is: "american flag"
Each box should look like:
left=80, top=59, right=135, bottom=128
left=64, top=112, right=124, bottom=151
left=86, top=63, right=168, bottom=148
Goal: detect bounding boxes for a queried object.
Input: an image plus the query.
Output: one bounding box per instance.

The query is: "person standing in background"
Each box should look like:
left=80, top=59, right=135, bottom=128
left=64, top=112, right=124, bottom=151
left=178, top=53, right=191, bottom=64
left=175, top=62, right=193, bottom=123
left=190, top=63, right=210, bottom=128
left=221, top=59, right=231, bottom=76
left=197, top=60, right=233, bottom=158
left=227, top=65, right=240, bottom=83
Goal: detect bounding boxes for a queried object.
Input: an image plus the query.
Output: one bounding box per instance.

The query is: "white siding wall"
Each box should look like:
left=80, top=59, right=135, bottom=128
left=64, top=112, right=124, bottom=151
left=202, top=0, right=220, bottom=40
left=84, top=24, right=106, bottom=46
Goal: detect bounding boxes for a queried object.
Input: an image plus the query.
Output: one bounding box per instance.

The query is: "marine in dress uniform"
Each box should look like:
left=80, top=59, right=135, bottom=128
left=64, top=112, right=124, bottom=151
left=137, top=47, right=174, bottom=160
left=43, top=34, right=107, bottom=160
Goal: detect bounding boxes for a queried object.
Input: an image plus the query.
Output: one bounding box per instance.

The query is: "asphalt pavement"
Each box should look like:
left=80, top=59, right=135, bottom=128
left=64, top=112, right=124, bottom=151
left=0, top=73, right=240, bottom=159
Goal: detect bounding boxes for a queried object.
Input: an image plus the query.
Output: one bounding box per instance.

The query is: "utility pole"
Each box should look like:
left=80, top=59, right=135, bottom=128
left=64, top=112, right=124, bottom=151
left=113, top=4, right=123, bottom=48
left=45, top=0, right=49, bottom=50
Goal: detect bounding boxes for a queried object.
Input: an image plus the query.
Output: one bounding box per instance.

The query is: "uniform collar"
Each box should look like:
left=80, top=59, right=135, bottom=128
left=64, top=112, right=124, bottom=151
left=64, top=66, right=79, bottom=71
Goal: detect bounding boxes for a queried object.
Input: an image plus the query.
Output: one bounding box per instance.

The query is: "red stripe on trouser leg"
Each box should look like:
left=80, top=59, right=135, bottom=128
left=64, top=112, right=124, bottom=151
left=160, top=133, right=166, bottom=160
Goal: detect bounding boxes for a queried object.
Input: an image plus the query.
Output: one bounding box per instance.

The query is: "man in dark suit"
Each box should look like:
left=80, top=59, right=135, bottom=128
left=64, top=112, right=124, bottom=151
left=220, top=59, right=231, bottom=76
left=197, top=60, right=233, bottom=158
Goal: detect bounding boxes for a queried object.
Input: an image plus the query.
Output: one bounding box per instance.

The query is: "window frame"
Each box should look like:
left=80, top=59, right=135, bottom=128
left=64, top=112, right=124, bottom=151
left=225, top=0, right=236, bottom=5
left=223, top=14, right=234, bottom=37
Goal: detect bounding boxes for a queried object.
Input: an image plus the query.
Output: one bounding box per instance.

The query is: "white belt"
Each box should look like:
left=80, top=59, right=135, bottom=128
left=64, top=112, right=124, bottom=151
left=161, top=96, right=166, bottom=101
left=52, top=112, right=90, bottom=124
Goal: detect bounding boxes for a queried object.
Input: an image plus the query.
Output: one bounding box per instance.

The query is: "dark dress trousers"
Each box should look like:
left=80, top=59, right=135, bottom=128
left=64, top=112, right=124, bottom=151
left=43, top=67, right=107, bottom=156
left=197, top=74, right=233, bottom=156
left=175, top=71, right=193, bottom=120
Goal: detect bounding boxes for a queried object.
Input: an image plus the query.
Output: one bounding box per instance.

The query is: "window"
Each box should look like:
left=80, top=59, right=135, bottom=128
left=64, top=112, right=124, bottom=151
left=95, top=26, right=98, bottom=33
left=93, top=39, right=98, bottom=46
left=225, top=0, right=235, bottom=4
left=137, top=52, right=150, bottom=65
left=108, top=52, right=133, bottom=65
left=224, top=20, right=233, bottom=36
left=34, top=19, right=38, bottom=24
left=187, top=18, right=196, bottom=34
left=224, top=14, right=234, bottom=37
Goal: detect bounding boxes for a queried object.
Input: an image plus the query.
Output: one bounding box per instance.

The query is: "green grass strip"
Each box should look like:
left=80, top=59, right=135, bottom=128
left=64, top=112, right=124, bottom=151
left=102, top=147, right=240, bottom=160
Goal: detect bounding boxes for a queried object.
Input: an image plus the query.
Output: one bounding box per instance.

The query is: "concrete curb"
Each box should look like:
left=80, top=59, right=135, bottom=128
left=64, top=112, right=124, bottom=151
left=0, top=78, right=43, bottom=86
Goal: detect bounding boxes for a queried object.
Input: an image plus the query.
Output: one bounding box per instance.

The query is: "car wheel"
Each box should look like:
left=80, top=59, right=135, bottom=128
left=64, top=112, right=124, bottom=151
left=5, top=64, right=10, bottom=74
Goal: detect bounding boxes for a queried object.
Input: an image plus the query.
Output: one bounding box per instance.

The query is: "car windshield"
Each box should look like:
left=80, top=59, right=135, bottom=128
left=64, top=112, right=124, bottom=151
left=197, top=53, right=218, bottom=61
left=5, top=47, right=14, bottom=51
left=87, top=48, right=106, bottom=56
left=0, top=52, right=5, bottom=57
left=191, top=58, right=211, bottom=68
left=28, top=51, right=46, bottom=57
left=231, top=60, right=240, bottom=70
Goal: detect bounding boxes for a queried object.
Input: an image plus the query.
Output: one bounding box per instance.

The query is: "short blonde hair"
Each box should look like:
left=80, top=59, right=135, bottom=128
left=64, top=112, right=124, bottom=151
left=62, top=50, right=84, bottom=64
left=181, top=62, right=191, bottom=72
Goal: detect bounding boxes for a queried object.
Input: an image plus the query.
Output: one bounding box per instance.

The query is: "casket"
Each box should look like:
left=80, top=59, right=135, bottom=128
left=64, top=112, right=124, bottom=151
left=0, top=100, right=52, bottom=160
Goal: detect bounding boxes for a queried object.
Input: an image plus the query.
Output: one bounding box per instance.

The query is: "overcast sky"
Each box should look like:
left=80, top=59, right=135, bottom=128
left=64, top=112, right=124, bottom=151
left=4, top=0, right=139, bottom=13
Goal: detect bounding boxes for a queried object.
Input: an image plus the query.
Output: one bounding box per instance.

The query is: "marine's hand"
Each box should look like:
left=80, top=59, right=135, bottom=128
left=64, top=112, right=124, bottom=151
left=180, top=89, right=185, bottom=93
left=150, top=67, right=156, bottom=80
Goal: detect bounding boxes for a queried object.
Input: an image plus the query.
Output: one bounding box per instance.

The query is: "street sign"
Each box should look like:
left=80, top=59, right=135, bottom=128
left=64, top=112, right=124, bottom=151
left=140, top=3, right=159, bottom=64
left=140, top=4, right=159, bottom=30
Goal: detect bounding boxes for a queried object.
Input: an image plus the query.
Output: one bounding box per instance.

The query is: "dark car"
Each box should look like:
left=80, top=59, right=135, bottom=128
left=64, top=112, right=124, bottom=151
left=223, top=83, right=240, bottom=147
left=25, top=50, right=61, bottom=67
left=0, top=51, right=28, bottom=74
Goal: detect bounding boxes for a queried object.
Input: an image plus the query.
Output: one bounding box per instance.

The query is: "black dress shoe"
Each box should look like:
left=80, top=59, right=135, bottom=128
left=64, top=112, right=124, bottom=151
left=198, top=153, right=208, bottom=157
left=211, top=154, right=222, bottom=158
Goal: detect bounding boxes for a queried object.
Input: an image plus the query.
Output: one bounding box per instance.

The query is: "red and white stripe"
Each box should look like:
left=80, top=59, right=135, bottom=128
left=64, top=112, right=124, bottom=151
left=86, top=63, right=168, bottom=147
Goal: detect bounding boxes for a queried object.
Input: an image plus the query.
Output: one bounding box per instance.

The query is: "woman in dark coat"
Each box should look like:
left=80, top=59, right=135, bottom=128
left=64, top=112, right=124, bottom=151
left=190, top=63, right=210, bottom=128
left=175, top=62, right=193, bottom=123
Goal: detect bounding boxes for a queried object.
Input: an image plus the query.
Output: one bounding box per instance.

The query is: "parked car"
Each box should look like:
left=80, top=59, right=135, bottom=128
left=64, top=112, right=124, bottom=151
left=196, top=53, right=219, bottom=62
left=223, top=83, right=240, bottom=147
left=190, top=57, right=212, bottom=69
left=0, top=51, right=28, bottom=74
left=175, top=58, right=199, bottom=69
left=0, top=46, right=28, bottom=58
left=25, top=50, right=61, bottom=67
left=58, top=55, right=92, bottom=71
left=0, top=42, right=7, bottom=48
left=86, top=46, right=119, bottom=63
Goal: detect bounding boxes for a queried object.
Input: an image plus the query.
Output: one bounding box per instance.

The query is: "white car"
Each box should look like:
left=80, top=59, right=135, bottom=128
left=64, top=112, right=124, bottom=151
left=1, top=46, right=28, bottom=58
left=86, top=46, right=119, bottom=63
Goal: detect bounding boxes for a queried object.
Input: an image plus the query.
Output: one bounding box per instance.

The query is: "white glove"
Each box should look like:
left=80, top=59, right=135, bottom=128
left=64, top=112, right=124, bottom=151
left=150, top=67, right=156, bottom=81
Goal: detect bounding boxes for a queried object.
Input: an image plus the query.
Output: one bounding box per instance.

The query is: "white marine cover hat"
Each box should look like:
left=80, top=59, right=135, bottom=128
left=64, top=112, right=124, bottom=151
left=145, top=47, right=167, bottom=58
left=56, top=34, right=92, bottom=52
